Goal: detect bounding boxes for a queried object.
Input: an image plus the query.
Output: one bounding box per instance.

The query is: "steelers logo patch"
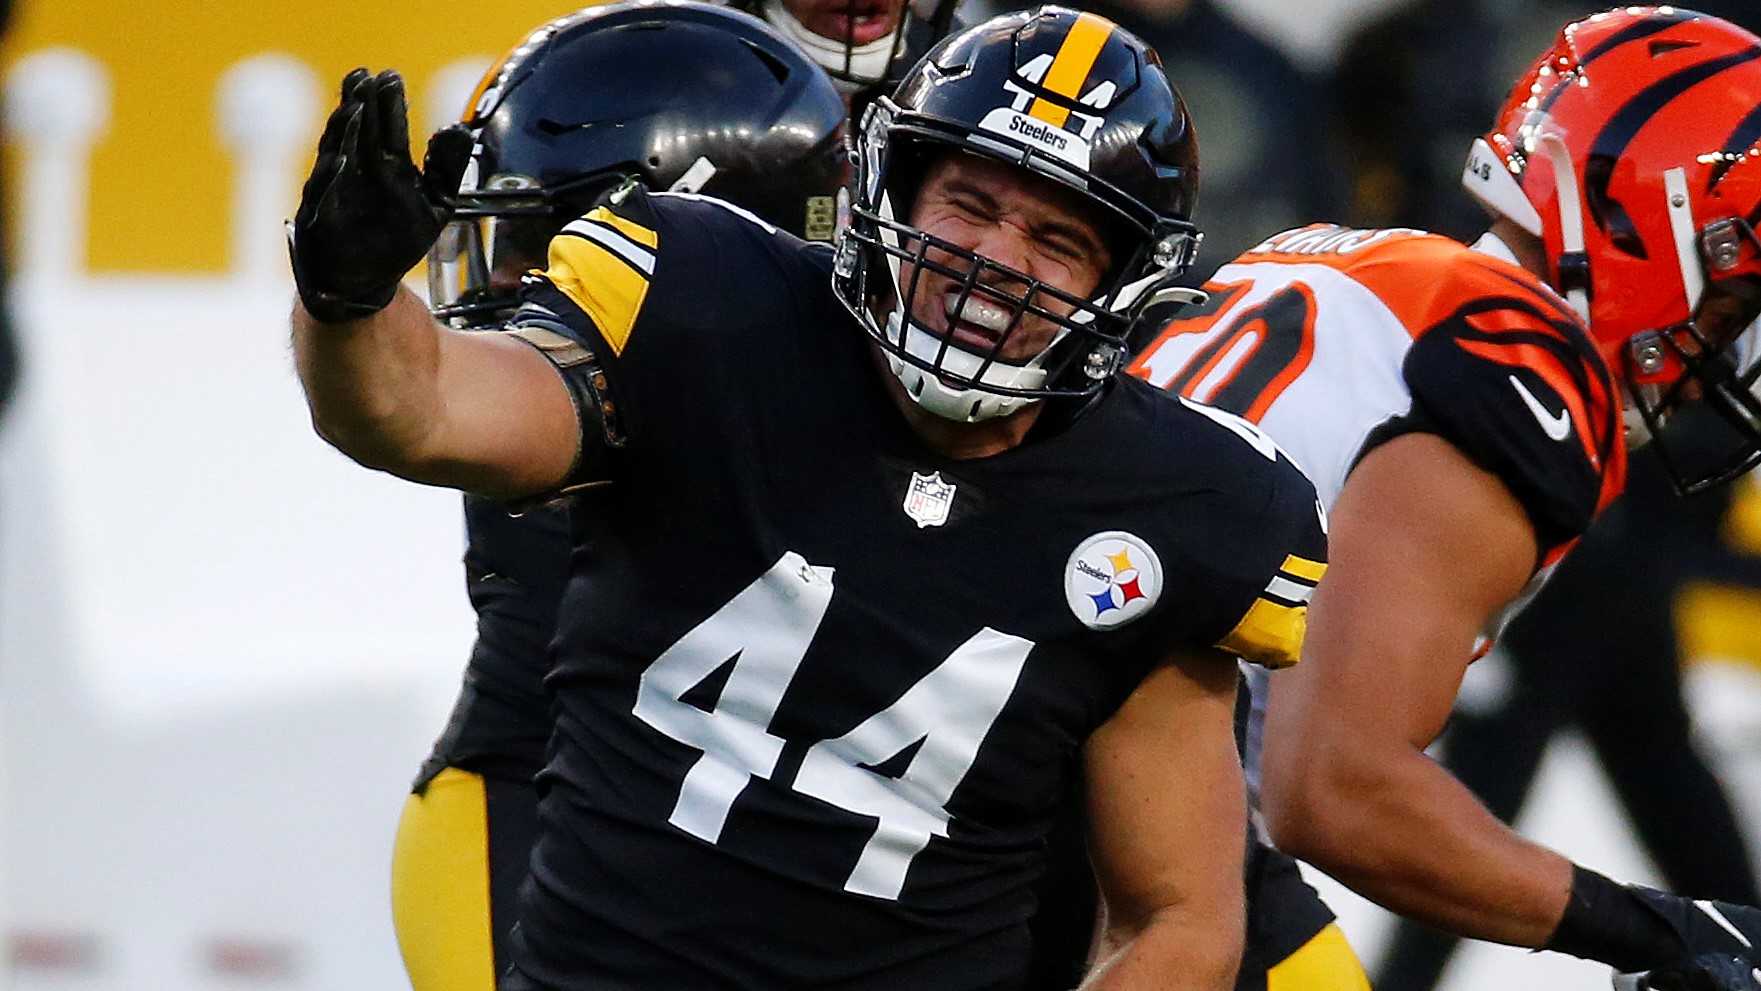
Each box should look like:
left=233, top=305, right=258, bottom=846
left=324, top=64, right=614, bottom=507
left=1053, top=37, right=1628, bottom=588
left=1064, top=531, right=1164, bottom=630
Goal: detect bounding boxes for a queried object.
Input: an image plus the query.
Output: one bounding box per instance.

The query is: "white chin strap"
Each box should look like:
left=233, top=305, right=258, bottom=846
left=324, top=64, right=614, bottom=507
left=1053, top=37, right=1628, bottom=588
left=1537, top=132, right=1592, bottom=324
left=761, top=0, right=896, bottom=91
left=885, top=311, right=1047, bottom=422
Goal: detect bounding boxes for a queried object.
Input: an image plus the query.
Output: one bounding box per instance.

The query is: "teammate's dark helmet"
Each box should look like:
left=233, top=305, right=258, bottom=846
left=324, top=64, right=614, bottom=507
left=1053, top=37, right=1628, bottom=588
left=728, top=0, right=961, bottom=99
left=428, top=0, right=848, bottom=328
left=1462, top=6, right=1761, bottom=494
left=834, top=6, right=1202, bottom=421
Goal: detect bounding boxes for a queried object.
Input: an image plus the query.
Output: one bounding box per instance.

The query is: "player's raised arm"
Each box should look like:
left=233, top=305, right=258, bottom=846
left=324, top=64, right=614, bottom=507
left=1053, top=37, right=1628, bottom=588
left=288, top=69, right=580, bottom=499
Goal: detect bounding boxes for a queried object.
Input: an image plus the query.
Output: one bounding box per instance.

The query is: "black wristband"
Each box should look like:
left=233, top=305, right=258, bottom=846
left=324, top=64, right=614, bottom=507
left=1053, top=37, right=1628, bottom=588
left=1545, top=866, right=1687, bottom=972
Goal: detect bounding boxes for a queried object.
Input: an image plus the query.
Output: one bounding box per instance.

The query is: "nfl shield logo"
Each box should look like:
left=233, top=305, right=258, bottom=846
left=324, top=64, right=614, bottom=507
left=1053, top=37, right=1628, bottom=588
left=902, top=471, right=956, bottom=528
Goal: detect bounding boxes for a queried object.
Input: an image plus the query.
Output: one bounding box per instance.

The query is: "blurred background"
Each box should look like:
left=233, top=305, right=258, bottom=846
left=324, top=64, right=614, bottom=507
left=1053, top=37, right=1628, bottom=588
left=5, top=0, right=1761, bottom=989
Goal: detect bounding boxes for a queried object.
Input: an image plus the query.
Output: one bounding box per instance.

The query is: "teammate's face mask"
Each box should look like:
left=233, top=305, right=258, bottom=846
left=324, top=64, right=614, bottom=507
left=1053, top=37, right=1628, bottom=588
left=428, top=173, right=619, bottom=329
left=762, top=0, right=912, bottom=93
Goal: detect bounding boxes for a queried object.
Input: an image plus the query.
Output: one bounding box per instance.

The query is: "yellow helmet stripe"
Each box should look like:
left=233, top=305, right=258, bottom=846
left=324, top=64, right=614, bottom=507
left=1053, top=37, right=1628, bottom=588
left=1028, top=12, right=1116, bottom=129
left=463, top=44, right=520, bottom=123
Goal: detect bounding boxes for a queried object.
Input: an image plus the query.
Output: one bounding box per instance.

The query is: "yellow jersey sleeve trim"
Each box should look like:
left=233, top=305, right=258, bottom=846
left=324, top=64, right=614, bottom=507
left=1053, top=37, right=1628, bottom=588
left=596, top=208, right=659, bottom=250
left=390, top=768, right=496, bottom=991
left=1280, top=554, right=1327, bottom=583
left=1217, top=596, right=1308, bottom=670
left=542, top=206, right=658, bottom=356
left=1265, top=922, right=1372, bottom=991
left=1219, top=550, right=1325, bottom=668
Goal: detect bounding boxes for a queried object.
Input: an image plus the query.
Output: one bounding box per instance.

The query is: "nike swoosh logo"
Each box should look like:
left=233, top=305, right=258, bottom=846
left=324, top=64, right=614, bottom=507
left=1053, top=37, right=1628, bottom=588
left=1509, top=374, right=1572, bottom=442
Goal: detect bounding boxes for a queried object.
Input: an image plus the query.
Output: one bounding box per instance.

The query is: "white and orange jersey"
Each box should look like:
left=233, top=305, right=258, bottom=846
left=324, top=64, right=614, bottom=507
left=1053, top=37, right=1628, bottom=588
left=1132, top=224, right=1627, bottom=568
left=1134, top=225, right=1629, bottom=819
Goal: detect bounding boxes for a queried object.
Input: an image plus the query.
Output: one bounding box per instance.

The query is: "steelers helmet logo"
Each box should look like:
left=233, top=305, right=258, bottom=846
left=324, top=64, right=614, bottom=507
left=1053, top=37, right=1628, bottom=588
left=1064, top=531, right=1163, bottom=630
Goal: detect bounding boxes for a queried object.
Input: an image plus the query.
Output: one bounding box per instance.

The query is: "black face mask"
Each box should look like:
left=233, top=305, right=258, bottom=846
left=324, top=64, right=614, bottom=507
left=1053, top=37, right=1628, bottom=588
left=1628, top=312, right=1761, bottom=496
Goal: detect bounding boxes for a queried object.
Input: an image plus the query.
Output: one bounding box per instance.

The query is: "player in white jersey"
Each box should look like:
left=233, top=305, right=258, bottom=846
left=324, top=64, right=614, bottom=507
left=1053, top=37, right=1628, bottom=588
left=1133, top=8, right=1761, bottom=991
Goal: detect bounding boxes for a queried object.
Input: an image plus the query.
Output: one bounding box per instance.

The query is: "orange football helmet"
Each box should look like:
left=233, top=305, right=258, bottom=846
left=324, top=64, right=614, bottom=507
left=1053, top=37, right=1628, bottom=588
left=1463, top=6, right=1761, bottom=492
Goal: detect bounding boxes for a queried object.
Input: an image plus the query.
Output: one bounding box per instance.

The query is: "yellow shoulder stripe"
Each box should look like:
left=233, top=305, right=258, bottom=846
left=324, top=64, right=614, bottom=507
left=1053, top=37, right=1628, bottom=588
left=542, top=207, right=658, bottom=356
left=592, top=208, right=658, bottom=250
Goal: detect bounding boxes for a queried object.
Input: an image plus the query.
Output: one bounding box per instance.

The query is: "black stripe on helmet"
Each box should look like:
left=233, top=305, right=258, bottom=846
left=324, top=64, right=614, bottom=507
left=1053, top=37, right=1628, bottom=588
left=1580, top=46, right=1761, bottom=258
left=1509, top=12, right=1704, bottom=175
left=1590, top=45, right=1761, bottom=164
left=1535, top=10, right=1703, bottom=116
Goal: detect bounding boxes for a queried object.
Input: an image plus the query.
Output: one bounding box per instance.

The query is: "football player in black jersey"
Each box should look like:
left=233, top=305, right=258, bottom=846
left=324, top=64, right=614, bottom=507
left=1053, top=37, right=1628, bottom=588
left=393, top=4, right=961, bottom=990
left=392, top=6, right=855, bottom=991
left=290, top=7, right=1330, bottom=989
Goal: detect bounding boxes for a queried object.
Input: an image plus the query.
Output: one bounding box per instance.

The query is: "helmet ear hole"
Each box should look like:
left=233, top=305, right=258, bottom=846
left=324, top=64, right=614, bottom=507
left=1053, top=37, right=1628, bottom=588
left=1583, top=156, right=1648, bottom=261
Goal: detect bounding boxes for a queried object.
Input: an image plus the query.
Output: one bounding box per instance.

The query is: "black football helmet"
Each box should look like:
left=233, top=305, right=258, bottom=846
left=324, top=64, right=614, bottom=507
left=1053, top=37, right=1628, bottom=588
left=427, top=0, right=848, bottom=328
left=834, top=5, right=1202, bottom=421
left=727, top=0, right=961, bottom=100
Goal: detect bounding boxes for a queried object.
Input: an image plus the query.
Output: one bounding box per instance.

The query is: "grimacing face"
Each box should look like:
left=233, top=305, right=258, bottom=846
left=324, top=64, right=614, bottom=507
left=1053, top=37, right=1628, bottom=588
left=901, top=153, right=1114, bottom=364
left=779, top=0, right=908, bottom=47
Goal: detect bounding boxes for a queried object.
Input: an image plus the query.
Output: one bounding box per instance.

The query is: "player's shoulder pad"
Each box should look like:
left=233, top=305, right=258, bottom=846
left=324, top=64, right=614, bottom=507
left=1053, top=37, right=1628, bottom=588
left=530, top=183, right=666, bottom=360
left=1128, top=382, right=1329, bottom=670
left=1396, top=264, right=1623, bottom=554
left=1184, top=396, right=1327, bottom=672
left=651, top=190, right=778, bottom=234
left=525, top=182, right=811, bottom=360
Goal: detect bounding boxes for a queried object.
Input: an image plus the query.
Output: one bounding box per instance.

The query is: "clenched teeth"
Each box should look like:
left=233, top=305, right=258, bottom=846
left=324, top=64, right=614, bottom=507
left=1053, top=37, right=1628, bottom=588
left=946, top=294, right=1012, bottom=334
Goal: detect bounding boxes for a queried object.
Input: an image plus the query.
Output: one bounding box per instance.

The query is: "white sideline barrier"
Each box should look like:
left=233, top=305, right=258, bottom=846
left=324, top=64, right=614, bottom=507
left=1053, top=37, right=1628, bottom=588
left=0, top=50, right=480, bottom=990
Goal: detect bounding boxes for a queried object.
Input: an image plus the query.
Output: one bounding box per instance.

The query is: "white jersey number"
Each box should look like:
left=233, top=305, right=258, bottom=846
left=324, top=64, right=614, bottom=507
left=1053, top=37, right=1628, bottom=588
left=632, top=551, right=1033, bottom=900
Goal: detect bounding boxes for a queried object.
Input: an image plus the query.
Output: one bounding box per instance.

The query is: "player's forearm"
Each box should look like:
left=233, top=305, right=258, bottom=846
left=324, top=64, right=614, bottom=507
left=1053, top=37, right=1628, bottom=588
left=1081, top=905, right=1243, bottom=991
left=1081, top=654, right=1247, bottom=991
left=293, top=285, right=447, bottom=473
left=1263, top=738, right=1572, bottom=947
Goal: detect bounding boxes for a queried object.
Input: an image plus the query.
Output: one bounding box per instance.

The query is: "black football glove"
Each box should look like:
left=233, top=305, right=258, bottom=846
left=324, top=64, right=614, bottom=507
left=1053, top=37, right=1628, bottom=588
left=288, top=68, right=474, bottom=323
left=1621, top=890, right=1761, bottom=990
left=1617, top=953, right=1761, bottom=991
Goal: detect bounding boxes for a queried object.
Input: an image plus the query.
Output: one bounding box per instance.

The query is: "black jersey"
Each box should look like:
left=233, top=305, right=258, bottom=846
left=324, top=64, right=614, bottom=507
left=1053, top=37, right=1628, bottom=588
left=499, top=187, right=1328, bottom=991
left=415, top=497, right=569, bottom=789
